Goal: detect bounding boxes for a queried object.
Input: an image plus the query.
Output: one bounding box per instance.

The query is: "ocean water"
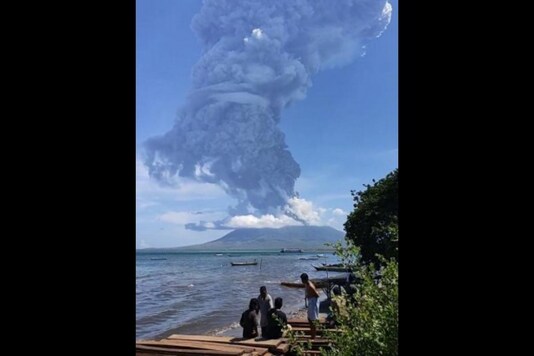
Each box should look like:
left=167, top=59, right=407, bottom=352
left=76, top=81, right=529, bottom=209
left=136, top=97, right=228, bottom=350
left=136, top=251, right=342, bottom=340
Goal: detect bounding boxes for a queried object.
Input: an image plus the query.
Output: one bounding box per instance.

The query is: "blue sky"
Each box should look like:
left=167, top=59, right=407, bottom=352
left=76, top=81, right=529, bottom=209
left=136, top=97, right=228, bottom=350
left=136, top=0, right=398, bottom=248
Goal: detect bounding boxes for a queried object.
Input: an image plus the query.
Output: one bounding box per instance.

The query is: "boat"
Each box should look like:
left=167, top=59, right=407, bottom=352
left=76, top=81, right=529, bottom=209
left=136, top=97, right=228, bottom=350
left=316, top=254, right=324, bottom=257
left=230, top=261, right=258, bottom=266
left=280, top=282, right=305, bottom=288
left=280, top=248, right=303, bottom=253
left=214, top=253, right=224, bottom=256
left=312, top=264, right=354, bottom=272
left=281, top=276, right=348, bottom=289
left=299, top=256, right=319, bottom=260
left=150, top=257, right=167, bottom=261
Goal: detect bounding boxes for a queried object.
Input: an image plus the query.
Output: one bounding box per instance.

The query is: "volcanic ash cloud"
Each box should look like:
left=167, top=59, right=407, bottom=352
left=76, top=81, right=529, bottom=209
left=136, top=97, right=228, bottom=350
left=143, top=0, right=392, bottom=218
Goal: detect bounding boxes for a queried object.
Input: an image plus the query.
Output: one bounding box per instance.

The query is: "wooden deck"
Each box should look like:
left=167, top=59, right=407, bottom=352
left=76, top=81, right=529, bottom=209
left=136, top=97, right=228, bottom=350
left=136, top=318, right=334, bottom=356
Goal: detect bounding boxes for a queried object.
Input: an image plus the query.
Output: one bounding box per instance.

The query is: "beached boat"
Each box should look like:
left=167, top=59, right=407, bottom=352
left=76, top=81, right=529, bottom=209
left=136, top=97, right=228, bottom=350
left=230, top=261, right=258, bottom=266
left=313, top=265, right=353, bottom=272
left=281, top=276, right=348, bottom=289
left=280, top=282, right=305, bottom=288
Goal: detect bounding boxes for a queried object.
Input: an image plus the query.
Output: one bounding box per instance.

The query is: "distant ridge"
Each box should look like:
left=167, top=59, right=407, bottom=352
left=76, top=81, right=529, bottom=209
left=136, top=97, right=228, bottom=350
left=139, top=225, right=345, bottom=252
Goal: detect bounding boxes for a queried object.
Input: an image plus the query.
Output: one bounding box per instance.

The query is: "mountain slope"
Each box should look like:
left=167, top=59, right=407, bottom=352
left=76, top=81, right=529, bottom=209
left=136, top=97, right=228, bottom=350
left=175, top=225, right=345, bottom=251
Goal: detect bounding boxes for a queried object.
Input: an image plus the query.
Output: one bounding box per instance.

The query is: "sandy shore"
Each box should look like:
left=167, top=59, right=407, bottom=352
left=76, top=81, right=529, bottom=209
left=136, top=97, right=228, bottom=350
left=288, top=306, right=329, bottom=321
left=217, top=300, right=330, bottom=338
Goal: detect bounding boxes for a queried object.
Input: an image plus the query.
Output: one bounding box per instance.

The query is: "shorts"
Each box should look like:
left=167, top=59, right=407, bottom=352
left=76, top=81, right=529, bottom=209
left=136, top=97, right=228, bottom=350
left=307, top=297, right=319, bottom=321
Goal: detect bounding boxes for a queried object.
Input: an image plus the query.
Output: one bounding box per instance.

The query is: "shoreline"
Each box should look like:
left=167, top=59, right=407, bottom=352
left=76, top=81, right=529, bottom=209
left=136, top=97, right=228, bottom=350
left=206, top=306, right=310, bottom=338
left=208, top=299, right=329, bottom=338
left=148, top=298, right=331, bottom=341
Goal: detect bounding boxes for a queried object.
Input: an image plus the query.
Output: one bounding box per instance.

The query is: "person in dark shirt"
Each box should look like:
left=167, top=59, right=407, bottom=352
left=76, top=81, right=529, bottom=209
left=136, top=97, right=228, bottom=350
left=240, top=298, right=260, bottom=339
left=265, top=297, right=288, bottom=339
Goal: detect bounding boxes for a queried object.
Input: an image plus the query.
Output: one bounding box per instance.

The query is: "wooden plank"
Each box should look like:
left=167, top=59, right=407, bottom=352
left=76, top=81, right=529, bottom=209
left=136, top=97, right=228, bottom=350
left=137, top=353, right=227, bottom=356
left=290, top=327, right=340, bottom=335
left=295, top=338, right=331, bottom=345
left=273, top=342, right=290, bottom=354
left=287, top=318, right=326, bottom=324
left=155, top=339, right=269, bottom=355
left=138, top=340, right=250, bottom=353
left=137, top=353, right=182, bottom=356
left=136, top=344, right=242, bottom=355
left=167, top=335, right=236, bottom=343
left=230, top=338, right=285, bottom=348
left=167, top=334, right=285, bottom=348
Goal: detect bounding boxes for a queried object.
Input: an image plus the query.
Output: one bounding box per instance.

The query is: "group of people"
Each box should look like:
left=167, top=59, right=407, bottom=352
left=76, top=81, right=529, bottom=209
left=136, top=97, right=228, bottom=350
left=240, top=285, right=288, bottom=339
left=239, top=273, right=321, bottom=340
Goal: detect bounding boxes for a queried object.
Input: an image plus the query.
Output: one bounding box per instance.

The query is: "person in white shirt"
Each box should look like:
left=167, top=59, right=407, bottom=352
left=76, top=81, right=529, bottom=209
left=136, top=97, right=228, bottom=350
left=257, top=285, right=274, bottom=337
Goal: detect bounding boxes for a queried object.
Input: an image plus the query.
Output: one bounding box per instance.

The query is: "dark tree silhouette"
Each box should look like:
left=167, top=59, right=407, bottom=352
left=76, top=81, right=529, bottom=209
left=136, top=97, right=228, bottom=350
left=344, top=169, right=398, bottom=267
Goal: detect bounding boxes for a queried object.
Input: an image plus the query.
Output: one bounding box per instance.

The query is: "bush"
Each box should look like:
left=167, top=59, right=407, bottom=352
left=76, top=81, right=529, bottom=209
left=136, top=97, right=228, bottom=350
left=322, top=254, right=398, bottom=355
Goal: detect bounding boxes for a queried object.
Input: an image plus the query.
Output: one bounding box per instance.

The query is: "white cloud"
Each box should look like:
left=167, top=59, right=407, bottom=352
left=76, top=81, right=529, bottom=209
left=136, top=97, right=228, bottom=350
left=221, top=197, right=323, bottom=229
left=332, top=208, right=347, bottom=216
left=136, top=159, right=226, bottom=206
left=137, top=239, right=151, bottom=249
left=286, top=197, right=321, bottom=225
left=226, top=214, right=302, bottom=229
left=252, top=28, right=263, bottom=39
left=158, top=210, right=225, bottom=225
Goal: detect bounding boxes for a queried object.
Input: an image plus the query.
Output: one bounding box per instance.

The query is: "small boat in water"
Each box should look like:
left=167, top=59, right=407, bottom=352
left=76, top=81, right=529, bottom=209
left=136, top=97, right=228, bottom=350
left=280, top=248, right=303, bottom=253
left=231, top=261, right=258, bottom=266
left=150, top=257, right=167, bottom=261
left=214, top=253, right=224, bottom=256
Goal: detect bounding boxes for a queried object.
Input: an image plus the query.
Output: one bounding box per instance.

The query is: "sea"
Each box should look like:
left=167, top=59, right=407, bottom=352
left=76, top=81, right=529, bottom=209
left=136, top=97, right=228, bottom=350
left=136, top=250, right=343, bottom=340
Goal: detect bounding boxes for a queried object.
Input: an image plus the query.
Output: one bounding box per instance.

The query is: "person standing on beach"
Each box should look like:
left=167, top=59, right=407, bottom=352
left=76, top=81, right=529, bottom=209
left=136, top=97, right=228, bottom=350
left=240, top=298, right=260, bottom=339
left=258, top=286, right=274, bottom=337
left=301, top=273, right=320, bottom=339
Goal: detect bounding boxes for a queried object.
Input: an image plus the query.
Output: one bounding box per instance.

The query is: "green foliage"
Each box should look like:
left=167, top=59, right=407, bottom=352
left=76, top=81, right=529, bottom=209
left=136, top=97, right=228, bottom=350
left=285, top=327, right=311, bottom=356
left=321, top=169, right=399, bottom=355
left=344, top=169, right=398, bottom=266
left=325, top=240, right=360, bottom=269
left=322, top=257, right=398, bottom=356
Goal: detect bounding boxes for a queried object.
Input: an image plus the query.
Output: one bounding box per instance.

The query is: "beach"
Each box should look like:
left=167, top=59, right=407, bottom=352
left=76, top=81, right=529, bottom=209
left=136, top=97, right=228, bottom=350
left=136, top=251, right=340, bottom=340
left=213, top=306, right=329, bottom=338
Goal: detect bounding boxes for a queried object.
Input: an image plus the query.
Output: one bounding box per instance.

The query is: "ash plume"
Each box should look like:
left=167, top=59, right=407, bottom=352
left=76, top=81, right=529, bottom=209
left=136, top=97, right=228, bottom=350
left=143, top=0, right=392, bottom=217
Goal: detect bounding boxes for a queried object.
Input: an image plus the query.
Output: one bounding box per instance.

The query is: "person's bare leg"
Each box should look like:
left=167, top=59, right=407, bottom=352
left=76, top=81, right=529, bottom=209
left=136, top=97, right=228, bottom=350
left=309, top=319, right=316, bottom=339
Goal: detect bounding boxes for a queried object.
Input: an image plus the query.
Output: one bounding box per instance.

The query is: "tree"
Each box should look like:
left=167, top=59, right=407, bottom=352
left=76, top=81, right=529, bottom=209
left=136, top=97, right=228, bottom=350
left=344, top=169, right=398, bottom=267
